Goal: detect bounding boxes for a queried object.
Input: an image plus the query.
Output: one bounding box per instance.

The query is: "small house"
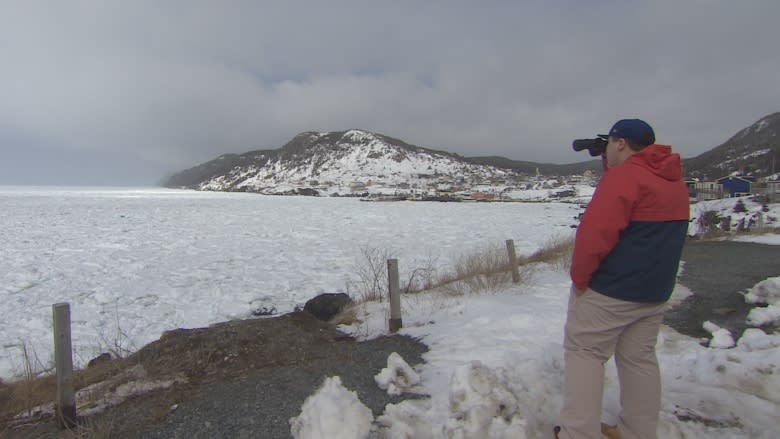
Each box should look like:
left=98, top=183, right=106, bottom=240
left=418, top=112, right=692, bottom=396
left=692, top=181, right=722, bottom=201
left=716, top=176, right=753, bottom=197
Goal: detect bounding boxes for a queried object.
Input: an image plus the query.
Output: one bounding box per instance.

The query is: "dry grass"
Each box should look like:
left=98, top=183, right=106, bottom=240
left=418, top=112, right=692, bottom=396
left=433, top=236, right=574, bottom=295
left=525, top=234, right=575, bottom=271
left=1, top=342, right=55, bottom=423
left=344, top=246, right=395, bottom=303
left=60, top=415, right=117, bottom=439
left=345, top=236, right=576, bottom=300
left=0, top=348, right=132, bottom=436
left=2, top=362, right=119, bottom=410
left=434, top=244, right=517, bottom=295
left=329, top=304, right=360, bottom=326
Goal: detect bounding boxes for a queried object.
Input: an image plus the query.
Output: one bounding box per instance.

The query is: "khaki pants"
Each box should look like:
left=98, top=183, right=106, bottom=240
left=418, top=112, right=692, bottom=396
left=559, top=288, right=666, bottom=439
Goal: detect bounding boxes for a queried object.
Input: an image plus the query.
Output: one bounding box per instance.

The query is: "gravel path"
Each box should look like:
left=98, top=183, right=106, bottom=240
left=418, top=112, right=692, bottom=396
left=664, top=239, right=780, bottom=339
left=125, top=334, right=427, bottom=439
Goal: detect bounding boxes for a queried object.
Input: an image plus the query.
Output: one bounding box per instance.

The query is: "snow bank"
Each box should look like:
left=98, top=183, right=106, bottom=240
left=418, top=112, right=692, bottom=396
left=744, top=276, right=780, bottom=304
left=745, top=276, right=780, bottom=326
left=289, top=376, right=373, bottom=439
left=443, top=361, right=525, bottom=438
left=354, top=264, right=780, bottom=438
left=374, top=352, right=421, bottom=396
left=702, top=321, right=735, bottom=348
left=688, top=196, right=779, bottom=237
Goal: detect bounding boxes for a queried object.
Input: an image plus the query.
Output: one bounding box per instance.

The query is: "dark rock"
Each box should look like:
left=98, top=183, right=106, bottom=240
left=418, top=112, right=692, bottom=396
left=88, top=352, right=112, bottom=368
left=303, top=293, right=353, bottom=321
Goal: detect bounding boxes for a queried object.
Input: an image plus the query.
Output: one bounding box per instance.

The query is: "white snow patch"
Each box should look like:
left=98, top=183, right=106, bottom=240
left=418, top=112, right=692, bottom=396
left=737, top=328, right=780, bottom=351
left=442, top=361, right=525, bottom=439
left=703, top=321, right=735, bottom=348
left=746, top=305, right=780, bottom=327
left=688, top=196, right=780, bottom=238
left=744, top=276, right=780, bottom=326
left=15, top=365, right=185, bottom=420
left=289, top=376, right=373, bottom=439
left=374, top=352, right=421, bottom=396
left=4, top=187, right=780, bottom=438
left=744, top=276, right=780, bottom=304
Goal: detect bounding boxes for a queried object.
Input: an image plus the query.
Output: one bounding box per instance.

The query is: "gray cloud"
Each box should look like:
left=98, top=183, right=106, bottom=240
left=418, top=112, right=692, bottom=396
left=1, top=0, right=779, bottom=185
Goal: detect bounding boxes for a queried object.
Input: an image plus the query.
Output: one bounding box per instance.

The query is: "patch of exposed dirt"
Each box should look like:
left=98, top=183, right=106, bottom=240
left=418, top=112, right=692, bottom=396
left=2, top=311, right=423, bottom=439
left=130, top=311, right=355, bottom=383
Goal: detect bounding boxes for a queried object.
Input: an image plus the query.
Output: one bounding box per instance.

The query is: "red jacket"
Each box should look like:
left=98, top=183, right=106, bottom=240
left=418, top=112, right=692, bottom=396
left=570, top=144, right=690, bottom=302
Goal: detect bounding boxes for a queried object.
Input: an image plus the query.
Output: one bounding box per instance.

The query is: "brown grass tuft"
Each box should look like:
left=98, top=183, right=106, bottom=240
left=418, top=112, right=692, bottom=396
left=436, top=244, right=517, bottom=294
left=0, top=351, right=132, bottom=435
left=346, top=237, right=577, bottom=300
left=61, top=413, right=117, bottom=439
left=329, top=304, right=360, bottom=326
left=525, top=235, right=575, bottom=271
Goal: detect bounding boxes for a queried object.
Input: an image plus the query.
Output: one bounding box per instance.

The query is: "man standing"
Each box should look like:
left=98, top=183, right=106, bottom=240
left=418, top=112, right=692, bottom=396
left=557, top=119, right=690, bottom=439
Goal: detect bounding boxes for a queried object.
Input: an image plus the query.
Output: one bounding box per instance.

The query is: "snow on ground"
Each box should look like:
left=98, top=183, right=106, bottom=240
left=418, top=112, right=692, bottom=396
left=374, top=352, right=420, bottom=396
left=731, top=233, right=780, bottom=245
left=329, top=259, right=780, bottom=438
left=702, top=321, right=735, bottom=349
left=688, top=195, right=780, bottom=237
left=745, top=276, right=780, bottom=327
left=0, top=186, right=582, bottom=379
left=3, top=187, right=780, bottom=438
left=289, top=376, right=374, bottom=439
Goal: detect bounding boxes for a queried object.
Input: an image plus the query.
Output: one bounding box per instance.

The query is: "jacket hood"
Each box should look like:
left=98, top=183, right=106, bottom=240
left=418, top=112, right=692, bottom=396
left=628, top=144, right=682, bottom=181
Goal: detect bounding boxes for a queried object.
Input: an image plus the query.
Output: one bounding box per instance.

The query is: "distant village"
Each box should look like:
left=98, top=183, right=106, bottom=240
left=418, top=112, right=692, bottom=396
left=311, top=169, right=600, bottom=202
left=316, top=171, right=780, bottom=203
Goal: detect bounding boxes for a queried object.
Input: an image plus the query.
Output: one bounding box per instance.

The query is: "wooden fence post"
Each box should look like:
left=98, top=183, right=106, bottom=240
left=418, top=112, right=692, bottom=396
left=387, top=259, right=403, bottom=332
left=53, top=303, right=77, bottom=429
left=506, top=239, right=520, bottom=283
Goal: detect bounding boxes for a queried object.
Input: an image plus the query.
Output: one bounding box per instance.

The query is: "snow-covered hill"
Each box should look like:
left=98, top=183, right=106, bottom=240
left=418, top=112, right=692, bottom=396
left=685, top=112, right=780, bottom=180
left=163, top=111, right=780, bottom=200
left=165, top=129, right=598, bottom=200
left=206, top=130, right=510, bottom=192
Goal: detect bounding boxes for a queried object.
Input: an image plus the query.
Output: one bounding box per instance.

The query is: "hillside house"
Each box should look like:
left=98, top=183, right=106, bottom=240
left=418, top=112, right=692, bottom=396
left=436, top=183, right=454, bottom=193
left=754, top=179, right=780, bottom=203
left=690, top=181, right=723, bottom=201
left=770, top=180, right=780, bottom=203
left=471, top=191, right=495, bottom=201
left=716, top=176, right=753, bottom=197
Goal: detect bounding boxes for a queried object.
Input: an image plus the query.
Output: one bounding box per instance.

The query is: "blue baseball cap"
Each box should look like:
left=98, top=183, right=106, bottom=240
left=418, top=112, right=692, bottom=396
left=602, top=119, right=655, bottom=145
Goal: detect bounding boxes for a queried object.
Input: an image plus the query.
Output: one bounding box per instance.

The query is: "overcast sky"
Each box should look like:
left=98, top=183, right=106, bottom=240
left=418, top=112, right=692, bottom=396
left=1, top=1, right=779, bottom=185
